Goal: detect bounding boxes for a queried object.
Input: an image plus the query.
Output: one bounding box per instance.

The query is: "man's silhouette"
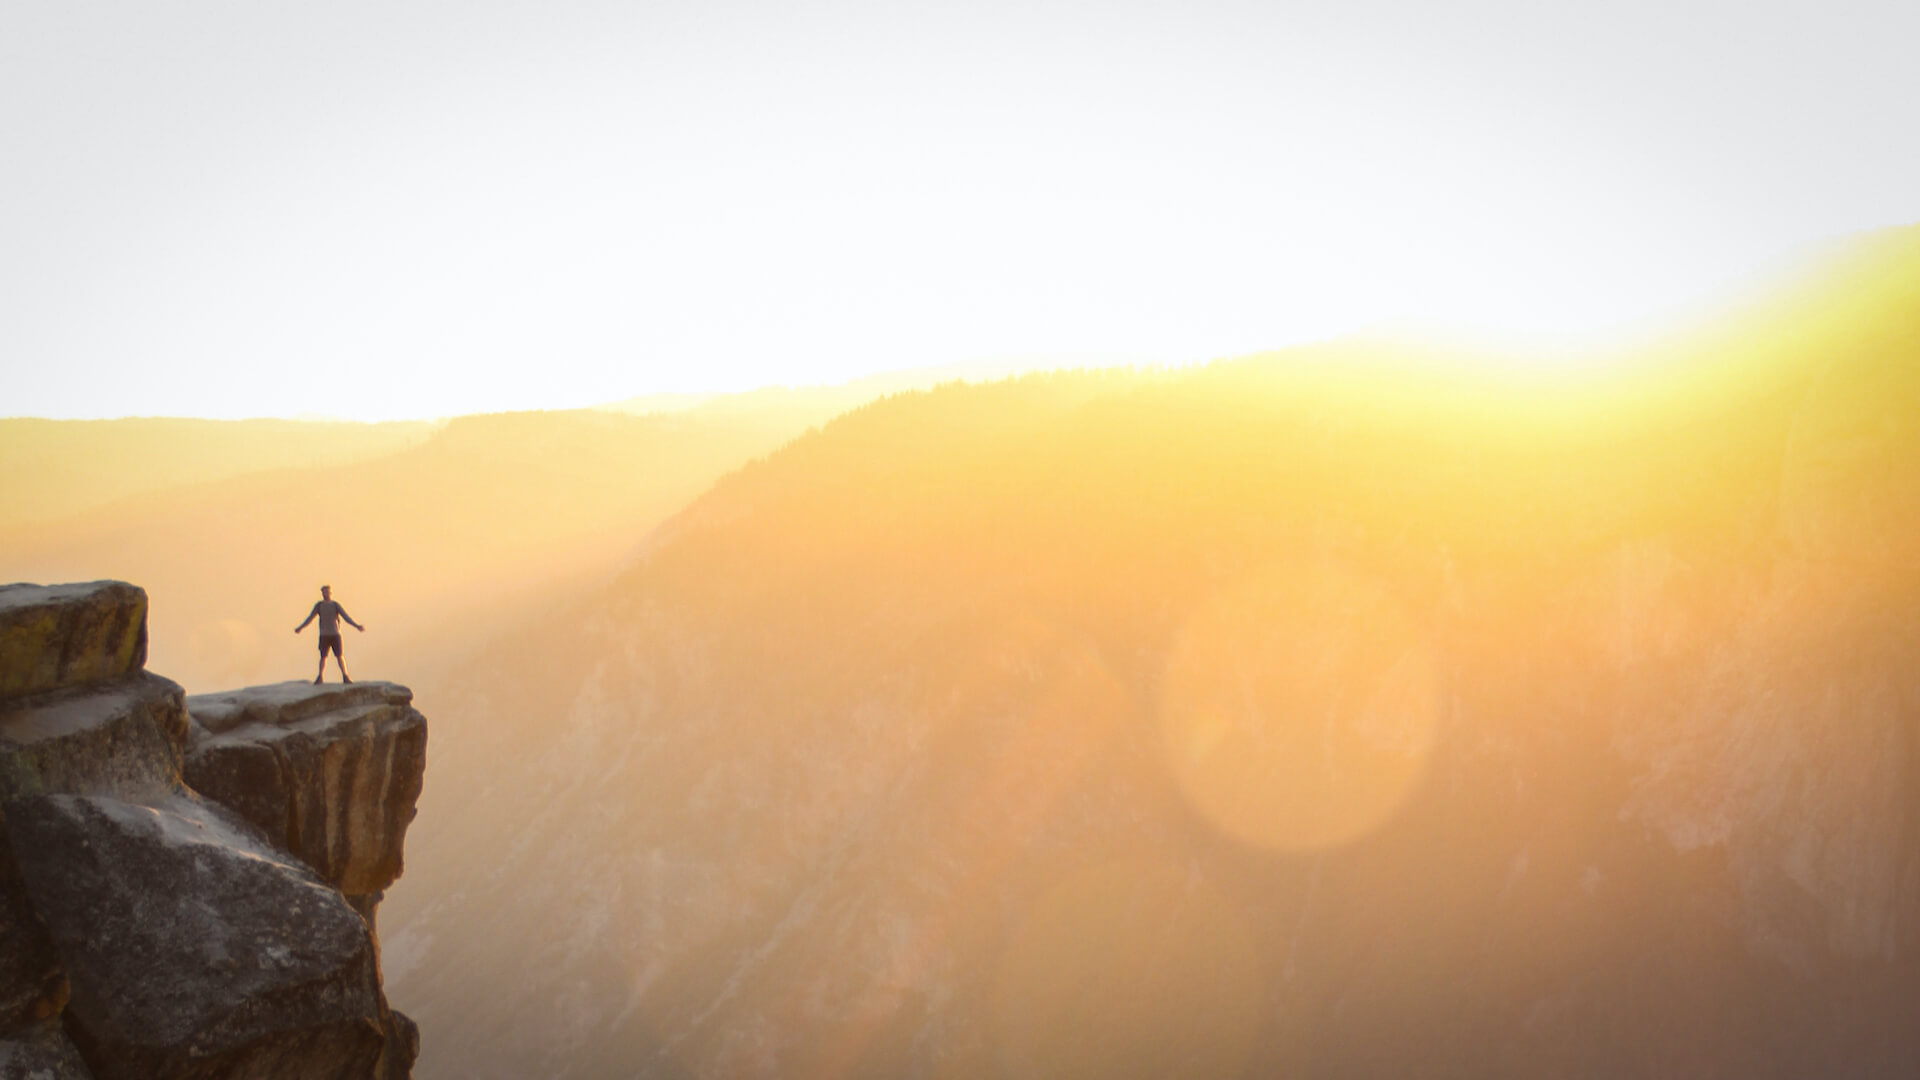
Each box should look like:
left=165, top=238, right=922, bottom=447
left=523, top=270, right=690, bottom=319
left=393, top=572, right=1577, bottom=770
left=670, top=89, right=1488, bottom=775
left=294, top=584, right=365, bottom=684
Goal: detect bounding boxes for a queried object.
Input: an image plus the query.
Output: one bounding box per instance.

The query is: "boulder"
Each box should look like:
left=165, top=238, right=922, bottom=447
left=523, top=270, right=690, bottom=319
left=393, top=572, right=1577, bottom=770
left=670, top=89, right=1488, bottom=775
left=3, top=793, right=386, bottom=1080
left=0, top=583, right=426, bottom=1078
left=185, top=682, right=427, bottom=900
left=0, top=673, right=188, bottom=804
left=0, top=583, right=147, bottom=700
left=0, top=1019, right=94, bottom=1080
left=1, top=671, right=187, bottom=1034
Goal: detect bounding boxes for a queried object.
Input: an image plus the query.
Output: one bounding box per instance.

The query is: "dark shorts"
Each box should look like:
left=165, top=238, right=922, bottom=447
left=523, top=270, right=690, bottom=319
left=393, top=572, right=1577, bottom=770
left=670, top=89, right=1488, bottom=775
left=318, top=633, right=343, bottom=657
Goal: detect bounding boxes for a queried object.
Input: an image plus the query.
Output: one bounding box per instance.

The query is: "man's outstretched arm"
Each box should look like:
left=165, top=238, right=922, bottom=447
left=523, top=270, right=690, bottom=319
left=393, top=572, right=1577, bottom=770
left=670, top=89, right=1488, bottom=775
left=294, top=604, right=318, bottom=633
left=339, top=605, right=365, bottom=631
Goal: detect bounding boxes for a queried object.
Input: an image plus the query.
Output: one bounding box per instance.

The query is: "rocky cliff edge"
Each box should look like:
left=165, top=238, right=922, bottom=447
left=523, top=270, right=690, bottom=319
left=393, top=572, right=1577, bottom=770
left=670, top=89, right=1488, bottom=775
left=0, top=581, right=426, bottom=1080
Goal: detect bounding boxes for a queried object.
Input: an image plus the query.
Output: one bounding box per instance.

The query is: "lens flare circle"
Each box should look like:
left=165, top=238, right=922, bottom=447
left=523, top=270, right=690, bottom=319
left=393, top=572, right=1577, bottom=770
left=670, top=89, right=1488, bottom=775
left=1159, top=560, right=1439, bottom=852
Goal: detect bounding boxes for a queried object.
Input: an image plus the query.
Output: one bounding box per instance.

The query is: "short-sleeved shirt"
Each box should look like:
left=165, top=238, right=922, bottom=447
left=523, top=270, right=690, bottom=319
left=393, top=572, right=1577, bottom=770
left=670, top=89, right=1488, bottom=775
left=309, top=599, right=351, bottom=636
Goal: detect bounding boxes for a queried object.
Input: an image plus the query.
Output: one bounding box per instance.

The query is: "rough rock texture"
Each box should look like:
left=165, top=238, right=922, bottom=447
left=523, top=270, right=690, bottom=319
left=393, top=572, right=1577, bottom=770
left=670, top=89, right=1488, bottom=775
left=0, top=579, right=426, bottom=1080
left=1, top=672, right=188, bottom=804
left=0, top=673, right=188, bottom=1036
left=377, top=1011, right=419, bottom=1080
left=5, top=794, right=384, bottom=1080
left=0, top=1019, right=94, bottom=1080
left=0, top=836, right=63, bottom=1030
left=184, top=682, right=427, bottom=901
left=0, top=583, right=146, bottom=699
left=187, top=682, right=414, bottom=737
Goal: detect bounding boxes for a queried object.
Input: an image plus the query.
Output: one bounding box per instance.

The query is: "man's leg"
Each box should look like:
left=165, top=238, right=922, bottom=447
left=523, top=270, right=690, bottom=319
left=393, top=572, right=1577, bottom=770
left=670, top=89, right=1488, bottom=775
left=315, top=646, right=326, bottom=684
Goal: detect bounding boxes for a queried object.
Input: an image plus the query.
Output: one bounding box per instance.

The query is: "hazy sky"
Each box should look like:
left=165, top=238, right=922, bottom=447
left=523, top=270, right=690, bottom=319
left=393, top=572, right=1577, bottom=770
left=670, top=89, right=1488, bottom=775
left=5, top=0, right=1918, bottom=420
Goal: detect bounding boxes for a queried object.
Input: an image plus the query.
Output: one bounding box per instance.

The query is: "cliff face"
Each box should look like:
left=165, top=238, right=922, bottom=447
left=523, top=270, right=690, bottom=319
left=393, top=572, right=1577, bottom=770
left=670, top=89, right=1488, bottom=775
left=185, top=682, right=428, bottom=920
left=0, top=581, right=427, bottom=1080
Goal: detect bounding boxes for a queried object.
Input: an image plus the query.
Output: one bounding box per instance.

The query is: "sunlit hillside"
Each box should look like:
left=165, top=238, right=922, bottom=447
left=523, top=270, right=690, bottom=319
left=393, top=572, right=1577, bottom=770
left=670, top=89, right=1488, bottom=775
left=0, top=417, right=433, bottom=529
left=384, top=227, right=1920, bottom=1079
left=0, top=403, right=847, bottom=694
left=599, top=359, right=1078, bottom=421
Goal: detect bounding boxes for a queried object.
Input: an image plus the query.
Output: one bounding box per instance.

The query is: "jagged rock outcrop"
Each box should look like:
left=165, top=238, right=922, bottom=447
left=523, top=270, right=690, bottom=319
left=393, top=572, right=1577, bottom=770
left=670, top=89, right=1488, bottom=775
left=0, top=672, right=189, bottom=805
left=0, top=582, right=147, bottom=699
left=0, top=664, right=188, bottom=1067
left=185, top=682, right=428, bottom=916
left=0, top=581, right=426, bottom=1080
left=8, top=793, right=386, bottom=1079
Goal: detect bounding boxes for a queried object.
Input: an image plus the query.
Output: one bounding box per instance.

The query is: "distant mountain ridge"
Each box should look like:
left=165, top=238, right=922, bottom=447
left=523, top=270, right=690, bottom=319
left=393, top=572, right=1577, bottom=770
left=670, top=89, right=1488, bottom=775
left=0, top=417, right=434, bottom=531
left=385, top=226, right=1920, bottom=1078
left=0, top=395, right=876, bottom=695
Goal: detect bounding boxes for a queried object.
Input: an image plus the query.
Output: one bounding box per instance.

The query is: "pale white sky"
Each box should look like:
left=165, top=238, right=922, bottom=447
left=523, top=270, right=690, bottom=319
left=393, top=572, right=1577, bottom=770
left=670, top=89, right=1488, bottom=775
left=4, top=0, right=1917, bottom=420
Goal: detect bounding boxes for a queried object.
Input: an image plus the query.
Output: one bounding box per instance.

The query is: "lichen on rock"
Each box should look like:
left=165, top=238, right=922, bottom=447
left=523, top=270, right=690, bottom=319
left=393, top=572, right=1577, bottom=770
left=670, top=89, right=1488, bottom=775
left=0, top=582, right=147, bottom=700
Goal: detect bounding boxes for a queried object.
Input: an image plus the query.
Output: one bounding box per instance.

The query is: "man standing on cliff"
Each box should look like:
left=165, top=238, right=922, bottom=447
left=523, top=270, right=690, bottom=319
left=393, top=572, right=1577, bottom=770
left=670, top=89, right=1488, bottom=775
left=294, top=584, right=365, bottom=684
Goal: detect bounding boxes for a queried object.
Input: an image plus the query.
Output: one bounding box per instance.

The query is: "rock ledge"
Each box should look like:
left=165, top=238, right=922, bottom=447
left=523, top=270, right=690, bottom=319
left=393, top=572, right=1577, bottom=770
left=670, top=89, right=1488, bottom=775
left=0, top=582, right=425, bottom=1080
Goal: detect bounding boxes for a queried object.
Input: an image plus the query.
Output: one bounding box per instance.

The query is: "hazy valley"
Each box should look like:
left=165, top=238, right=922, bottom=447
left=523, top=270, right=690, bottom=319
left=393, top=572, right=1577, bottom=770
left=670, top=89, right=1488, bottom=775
left=7, top=228, right=1919, bottom=1078
left=385, top=233, right=1918, bottom=1077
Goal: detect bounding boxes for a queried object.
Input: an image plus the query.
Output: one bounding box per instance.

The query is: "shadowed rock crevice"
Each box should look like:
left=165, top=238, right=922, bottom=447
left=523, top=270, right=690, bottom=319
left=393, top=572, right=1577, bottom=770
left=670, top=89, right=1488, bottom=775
left=0, top=827, right=65, bottom=1031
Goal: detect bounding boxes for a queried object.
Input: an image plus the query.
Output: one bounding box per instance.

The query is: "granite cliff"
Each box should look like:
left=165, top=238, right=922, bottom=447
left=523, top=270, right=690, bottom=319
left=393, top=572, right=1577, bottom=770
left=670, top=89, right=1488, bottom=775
left=0, top=580, right=426, bottom=1080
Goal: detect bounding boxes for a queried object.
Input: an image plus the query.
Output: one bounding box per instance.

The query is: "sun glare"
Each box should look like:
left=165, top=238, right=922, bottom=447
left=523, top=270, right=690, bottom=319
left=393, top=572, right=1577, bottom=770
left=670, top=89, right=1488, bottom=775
left=11, top=2, right=1901, bottom=420
left=1160, top=559, right=1440, bottom=853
